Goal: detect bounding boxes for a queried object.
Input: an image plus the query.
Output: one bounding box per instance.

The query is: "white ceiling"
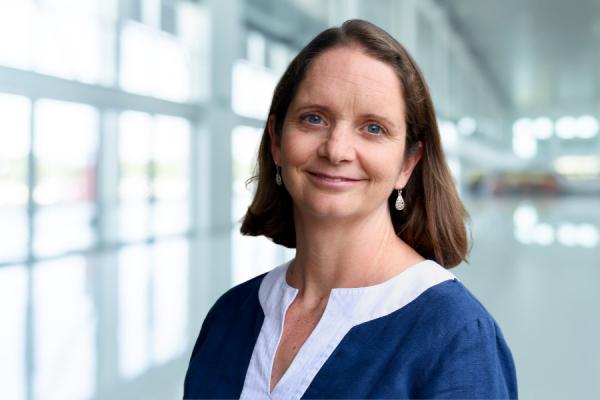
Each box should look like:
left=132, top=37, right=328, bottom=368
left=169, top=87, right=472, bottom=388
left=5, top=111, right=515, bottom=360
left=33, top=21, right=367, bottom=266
left=437, top=0, right=600, bottom=118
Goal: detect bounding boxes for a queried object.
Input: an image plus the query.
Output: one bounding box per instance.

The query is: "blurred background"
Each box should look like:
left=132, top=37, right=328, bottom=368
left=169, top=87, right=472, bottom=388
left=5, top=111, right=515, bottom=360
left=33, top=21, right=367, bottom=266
left=0, top=0, right=599, bottom=399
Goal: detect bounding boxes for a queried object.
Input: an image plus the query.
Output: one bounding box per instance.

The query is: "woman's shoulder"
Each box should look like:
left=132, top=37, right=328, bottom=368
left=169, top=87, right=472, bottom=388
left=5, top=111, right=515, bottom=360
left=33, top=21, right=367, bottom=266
left=417, top=277, right=495, bottom=326
left=209, top=272, right=268, bottom=317
left=346, top=260, right=506, bottom=349
left=378, top=259, right=498, bottom=331
left=386, top=273, right=508, bottom=356
left=386, top=271, right=517, bottom=398
left=367, top=262, right=509, bottom=349
left=411, top=278, right=518, bottom=398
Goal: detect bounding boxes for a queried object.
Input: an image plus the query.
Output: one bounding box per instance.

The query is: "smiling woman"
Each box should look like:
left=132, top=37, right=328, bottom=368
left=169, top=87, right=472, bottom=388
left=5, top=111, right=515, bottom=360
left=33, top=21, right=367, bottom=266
left=241, top=24, right=469, bottom=269
left=184, top=20, right=517, bottom=400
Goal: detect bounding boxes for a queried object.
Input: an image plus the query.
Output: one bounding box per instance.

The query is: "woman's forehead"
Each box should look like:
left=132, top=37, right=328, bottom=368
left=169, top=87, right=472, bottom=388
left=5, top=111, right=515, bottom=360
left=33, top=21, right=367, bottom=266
left=294, top=47, right=404, bottom=116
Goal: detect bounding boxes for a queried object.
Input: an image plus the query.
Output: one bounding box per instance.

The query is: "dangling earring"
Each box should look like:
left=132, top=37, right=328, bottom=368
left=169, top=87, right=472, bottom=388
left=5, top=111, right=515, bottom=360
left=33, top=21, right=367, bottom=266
left=275, top=161, right=282, bottom=186
left=395, top=186, right=404, bottom=211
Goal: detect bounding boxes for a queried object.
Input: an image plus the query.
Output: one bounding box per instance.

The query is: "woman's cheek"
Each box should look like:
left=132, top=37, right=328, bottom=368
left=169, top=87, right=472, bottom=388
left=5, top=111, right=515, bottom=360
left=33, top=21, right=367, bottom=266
left=282, top=132, right=318, bottom=165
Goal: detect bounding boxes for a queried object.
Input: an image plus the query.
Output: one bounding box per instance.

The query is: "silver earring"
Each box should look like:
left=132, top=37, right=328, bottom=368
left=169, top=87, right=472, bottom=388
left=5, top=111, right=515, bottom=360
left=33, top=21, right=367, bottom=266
left=275, top=161, right=282, bottom=186
left=395, top=187, right=404, bottom=211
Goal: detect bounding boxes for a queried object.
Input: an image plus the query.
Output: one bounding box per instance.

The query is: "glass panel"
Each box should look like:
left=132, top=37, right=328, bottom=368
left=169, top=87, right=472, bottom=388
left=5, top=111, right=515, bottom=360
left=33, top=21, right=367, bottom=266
left=119, top=110, right=151, bottom=202
left=152, top=32, right=191, bottom=102
left=160, top=1, right=176, bottom=34
left=34, top=99, right=98, bottom=205
left=118, top=202, right=150, bottom=242
left=120, top=21, right=191, bottom=102
left=119, top=21, right=155, bottom=97
left=0, top=207, right=28, bottom=263
left=232, top=60, right=278, bottom=120
left=231, top=229, right=281, bottom=287
left=33, top=99, right=97, bottom=256
left=34, top=8, right=103, bottom=83
left=33, top=256, right=96, bottom=400
left=141, top=0, right=161, bottom=28
left=153, top=115, right=189, bottom=202
left=34, top=203, right=96, bottom=257
left=416, top=14, right=433, bottom=82
left=0, top=93, right=31, bottom=207
left=269, top=42, right=291, bottom=76
left=231, top=126, right=262, bottom=223
left=152, top=115, right=190, bottom=236
left=246, top=31, right=266, bottom=66
left=152, top=238, right=188, bottom=364
left=0, top=265, right=28, bottom=400
left=97, top=0, right=118, bottom=20
left=119, top=111, right=151, bottom=242
left=0, top=1, right=34, bottom=69
left=0, top=94, right=30, bottom=263
left=152, top=201, right=188, bottom=237
left=39, top=0, right=100, bottom=15
left=174, top=2, right=211, bottom=101
left=118, top=244, right=151, bottom=379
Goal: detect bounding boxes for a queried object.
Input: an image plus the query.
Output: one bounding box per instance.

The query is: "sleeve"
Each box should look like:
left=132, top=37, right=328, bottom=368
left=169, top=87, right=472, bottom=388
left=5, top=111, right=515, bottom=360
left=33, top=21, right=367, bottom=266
left=187, top=293, right=228, bottom=362
left=183, top=296, right=229, bottom=399
left=417, top=318, right=518, bottom=399
left=187, top=308, right=214, bottom=362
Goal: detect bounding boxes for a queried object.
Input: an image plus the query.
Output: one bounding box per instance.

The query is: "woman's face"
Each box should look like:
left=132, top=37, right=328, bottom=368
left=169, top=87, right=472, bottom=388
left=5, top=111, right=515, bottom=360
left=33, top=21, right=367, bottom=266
left=269, top=46, right=421, bottom=220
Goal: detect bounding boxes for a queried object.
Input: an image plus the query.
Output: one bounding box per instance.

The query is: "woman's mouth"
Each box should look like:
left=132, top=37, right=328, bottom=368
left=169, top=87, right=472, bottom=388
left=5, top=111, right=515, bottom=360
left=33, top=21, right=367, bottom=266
left=315, top=174, right=349, bottom=182
left=308, top=172, right=362, bottom=186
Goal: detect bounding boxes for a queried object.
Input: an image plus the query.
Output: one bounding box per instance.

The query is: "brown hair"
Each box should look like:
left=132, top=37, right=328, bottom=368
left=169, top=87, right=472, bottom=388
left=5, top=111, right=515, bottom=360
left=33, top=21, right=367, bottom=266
left=240, top=19, right=471, bottom=269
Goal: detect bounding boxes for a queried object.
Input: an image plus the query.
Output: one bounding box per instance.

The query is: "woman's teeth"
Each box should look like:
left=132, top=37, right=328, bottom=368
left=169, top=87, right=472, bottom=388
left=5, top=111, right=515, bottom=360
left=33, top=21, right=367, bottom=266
left=318, top=175, right=346, bottom=182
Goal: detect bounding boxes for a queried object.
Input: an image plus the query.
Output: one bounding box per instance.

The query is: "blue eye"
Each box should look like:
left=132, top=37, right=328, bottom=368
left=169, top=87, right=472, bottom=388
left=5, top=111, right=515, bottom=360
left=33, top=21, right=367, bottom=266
left=306, top=114, right=322, bottom=124
left=367, top=124, right=381, bottom=134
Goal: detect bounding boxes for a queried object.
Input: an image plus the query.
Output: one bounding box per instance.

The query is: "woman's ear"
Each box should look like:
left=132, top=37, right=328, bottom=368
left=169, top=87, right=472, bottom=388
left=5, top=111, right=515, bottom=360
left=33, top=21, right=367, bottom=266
left=268, top=114, right=281, bottom=163
left=395, top=141, right=423, bottom=189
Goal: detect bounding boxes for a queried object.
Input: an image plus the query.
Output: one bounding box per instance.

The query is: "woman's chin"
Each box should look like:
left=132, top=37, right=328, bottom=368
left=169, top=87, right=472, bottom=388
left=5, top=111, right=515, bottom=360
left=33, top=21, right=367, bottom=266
left=295, top=199, right=371, bottom=221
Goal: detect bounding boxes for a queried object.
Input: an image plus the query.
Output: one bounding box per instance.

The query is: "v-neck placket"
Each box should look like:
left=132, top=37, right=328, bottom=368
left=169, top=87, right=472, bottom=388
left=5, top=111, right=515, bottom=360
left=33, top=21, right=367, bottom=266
left=240, top=259, right=456, bottom=400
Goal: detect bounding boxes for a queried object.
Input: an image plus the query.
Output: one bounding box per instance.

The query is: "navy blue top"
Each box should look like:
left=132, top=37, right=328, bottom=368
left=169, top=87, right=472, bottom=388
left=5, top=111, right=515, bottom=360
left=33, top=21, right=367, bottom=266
left=184, top=272, right=517, bottom=399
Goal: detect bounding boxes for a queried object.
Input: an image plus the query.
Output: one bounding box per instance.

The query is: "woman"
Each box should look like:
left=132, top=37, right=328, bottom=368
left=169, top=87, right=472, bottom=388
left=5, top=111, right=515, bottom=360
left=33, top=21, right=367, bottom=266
left=184, top=20, right=517, bottom=399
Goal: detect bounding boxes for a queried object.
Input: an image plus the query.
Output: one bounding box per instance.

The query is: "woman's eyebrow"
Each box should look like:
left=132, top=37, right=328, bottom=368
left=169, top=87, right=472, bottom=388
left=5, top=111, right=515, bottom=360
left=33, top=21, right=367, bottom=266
left=360, top=113, right=398, bottom=129
left=295, top=103, right=332, bottom=113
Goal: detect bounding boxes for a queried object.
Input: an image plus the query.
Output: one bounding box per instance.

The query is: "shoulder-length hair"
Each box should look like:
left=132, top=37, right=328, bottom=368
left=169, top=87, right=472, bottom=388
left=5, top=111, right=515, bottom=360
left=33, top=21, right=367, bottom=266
left=240, top=19, right=471, bottom=269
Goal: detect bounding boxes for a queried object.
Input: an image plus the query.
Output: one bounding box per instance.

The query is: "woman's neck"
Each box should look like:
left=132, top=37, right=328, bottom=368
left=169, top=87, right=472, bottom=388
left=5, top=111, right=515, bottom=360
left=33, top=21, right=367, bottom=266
left=287, top=204, right=425, bottom=303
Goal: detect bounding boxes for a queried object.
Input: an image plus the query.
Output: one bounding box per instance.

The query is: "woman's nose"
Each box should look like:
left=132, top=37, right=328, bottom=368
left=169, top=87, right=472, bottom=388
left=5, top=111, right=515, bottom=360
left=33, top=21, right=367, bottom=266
left=318, top=124, right=357, bottom=164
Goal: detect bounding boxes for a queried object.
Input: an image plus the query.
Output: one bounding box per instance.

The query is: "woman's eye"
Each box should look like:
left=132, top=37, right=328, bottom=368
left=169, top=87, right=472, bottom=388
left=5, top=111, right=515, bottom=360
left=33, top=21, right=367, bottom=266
left=306, top=114, right=322, bottom=124
left=366, top=124, right=382, bottom=134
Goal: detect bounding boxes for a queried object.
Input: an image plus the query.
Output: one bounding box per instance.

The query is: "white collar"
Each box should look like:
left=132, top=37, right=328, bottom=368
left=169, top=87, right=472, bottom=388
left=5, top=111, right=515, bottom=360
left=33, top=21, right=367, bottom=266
left=241, top=259, right=457, bottom=400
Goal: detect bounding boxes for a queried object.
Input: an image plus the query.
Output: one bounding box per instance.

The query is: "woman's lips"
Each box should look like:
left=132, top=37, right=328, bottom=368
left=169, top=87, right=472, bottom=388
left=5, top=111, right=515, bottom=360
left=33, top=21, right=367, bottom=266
left=309, top=171, right=360, bottom=181
left=307, top=171, right=362, bottom=187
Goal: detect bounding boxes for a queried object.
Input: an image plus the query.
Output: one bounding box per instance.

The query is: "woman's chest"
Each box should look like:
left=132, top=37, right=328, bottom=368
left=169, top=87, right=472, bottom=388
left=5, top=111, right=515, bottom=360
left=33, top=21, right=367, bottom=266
left=271, top=304, right=326, bottom=391
left=224, top=305, right=423, bottom=400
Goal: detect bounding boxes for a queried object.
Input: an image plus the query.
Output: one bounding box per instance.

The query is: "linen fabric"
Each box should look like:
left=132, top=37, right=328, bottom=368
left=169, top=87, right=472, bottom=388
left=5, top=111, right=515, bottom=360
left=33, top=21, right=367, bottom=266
left=183, top=259, right=518, bottom=399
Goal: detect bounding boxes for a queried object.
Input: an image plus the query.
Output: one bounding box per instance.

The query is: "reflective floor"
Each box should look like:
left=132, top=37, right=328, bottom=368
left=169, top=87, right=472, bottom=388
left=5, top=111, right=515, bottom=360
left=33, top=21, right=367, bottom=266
left=1, top=195, right=598, bottom=399
left=455, top=196, right=600, bottom=399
